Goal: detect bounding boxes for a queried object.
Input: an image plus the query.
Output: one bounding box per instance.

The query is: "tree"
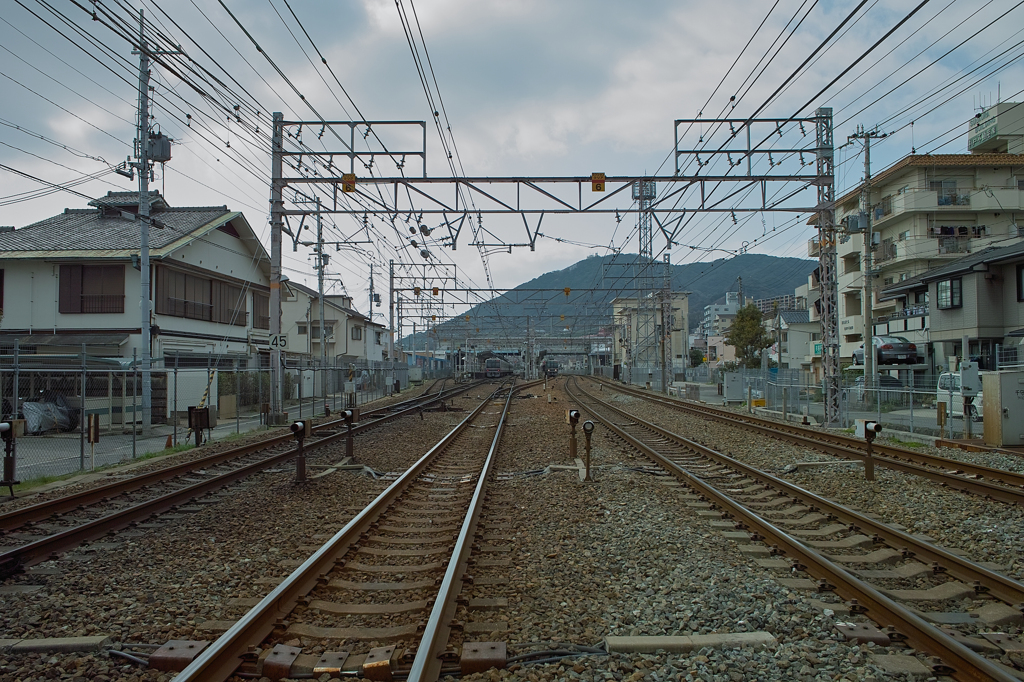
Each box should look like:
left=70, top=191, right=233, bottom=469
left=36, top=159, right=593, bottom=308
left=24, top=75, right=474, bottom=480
left=724, top=305, right=772, bottom=368
left=688, top=347, right=705, bottom=367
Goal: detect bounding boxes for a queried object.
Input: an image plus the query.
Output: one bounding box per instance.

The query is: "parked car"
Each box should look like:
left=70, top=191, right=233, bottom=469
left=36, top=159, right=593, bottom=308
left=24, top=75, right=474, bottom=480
left=937, top=371, right=984, bottom=421
left=851, top=374, right=905, bottom=402
left=852, top=335, right=919, bottom=365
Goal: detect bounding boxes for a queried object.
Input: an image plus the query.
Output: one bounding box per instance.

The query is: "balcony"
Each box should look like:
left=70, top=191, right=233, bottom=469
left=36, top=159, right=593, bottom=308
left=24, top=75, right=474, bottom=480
left=874, top=305, right=928, bottom=324
left=936, top=191, right=971, bottom=207
left=807, top=237, right=820, bottom=257
left=873, top=238, right=897, bottom=263
left=80, top=294, right=125, bottom=314
left=938, top=236, right=971, bottom=255
left=840, top=314, right=864, bottom=335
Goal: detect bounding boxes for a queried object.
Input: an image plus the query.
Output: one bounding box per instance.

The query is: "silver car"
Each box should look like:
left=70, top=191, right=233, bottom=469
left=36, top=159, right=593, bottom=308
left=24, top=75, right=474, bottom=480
left=852, top=335, right=919, bottom=365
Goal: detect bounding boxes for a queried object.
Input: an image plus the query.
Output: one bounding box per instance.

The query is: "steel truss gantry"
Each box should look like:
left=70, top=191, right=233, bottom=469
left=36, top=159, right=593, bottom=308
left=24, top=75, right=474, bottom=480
left=268, top=112, right=837, bottom=421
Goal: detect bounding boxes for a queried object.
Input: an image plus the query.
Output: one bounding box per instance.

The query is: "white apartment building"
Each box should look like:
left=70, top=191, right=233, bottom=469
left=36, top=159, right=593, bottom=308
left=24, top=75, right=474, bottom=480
left=811, top=103, right=1024, bottom=368
left=700, top=291, right=740, bottom=338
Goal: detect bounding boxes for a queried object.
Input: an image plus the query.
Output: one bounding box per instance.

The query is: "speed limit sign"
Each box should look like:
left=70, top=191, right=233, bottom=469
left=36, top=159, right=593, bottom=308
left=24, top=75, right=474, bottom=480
left=269, top=334, right=288, bottom=349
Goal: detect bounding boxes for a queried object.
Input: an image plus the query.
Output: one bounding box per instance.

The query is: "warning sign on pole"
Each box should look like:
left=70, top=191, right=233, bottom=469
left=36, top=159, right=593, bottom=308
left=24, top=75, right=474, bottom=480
left=591, top=172, right=605, bottom=192
left=342, top=173, right=356, bottom=192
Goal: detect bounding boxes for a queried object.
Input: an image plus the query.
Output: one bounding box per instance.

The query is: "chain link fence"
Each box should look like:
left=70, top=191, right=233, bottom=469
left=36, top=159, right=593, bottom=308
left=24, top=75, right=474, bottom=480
left=1, top=350, right=411, bottom=485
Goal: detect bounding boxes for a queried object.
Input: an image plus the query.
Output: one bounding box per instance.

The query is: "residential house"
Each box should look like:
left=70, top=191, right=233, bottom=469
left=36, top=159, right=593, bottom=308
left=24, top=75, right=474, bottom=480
left=880, top=241, right=1024, bottom=370
left=0, top=191, right=271, bottom=421
left=281, top=281, right=388, bottom=366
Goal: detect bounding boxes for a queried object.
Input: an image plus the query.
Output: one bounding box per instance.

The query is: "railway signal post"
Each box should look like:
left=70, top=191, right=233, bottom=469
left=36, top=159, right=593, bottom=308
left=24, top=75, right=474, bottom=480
left=567, top=410, right=580, bottom=461
left=863, top=421, right=882, bottom=482
left=582, top=420, right=595, bottom=482
left=291, top=420, right=310, bottom=483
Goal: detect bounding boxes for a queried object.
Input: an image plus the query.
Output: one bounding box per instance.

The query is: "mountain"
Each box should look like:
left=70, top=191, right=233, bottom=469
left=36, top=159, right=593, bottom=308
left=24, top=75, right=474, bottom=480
left=404, top=253, right=816, bottom=347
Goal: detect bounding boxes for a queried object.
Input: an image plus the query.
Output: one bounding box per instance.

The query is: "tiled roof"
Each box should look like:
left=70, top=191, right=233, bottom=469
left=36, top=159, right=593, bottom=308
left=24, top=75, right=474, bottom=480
left=779, top=310, right=810, bottom=324
left=88, top=190, right=169, bottom=210
left=0, top=204, right=234, bottom=255
left=917, top=240, right=1024, bottom=283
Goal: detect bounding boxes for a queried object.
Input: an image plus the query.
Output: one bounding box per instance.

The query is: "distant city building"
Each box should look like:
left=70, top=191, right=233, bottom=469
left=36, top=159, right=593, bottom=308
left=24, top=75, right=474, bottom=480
left=750, top=294, right=805, bottom=316
left=700, top=291, right=740, bottom=338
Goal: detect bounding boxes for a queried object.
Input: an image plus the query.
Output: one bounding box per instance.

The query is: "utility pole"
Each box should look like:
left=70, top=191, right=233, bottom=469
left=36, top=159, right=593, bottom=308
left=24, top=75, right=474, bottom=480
left=130, top=11, right=178, bottom=434
left=315, top=198, right=327, bottom=407
left=849, top=126, right=887, bottom=403
left=661, top=253, right=671, bottom=394
left=135, top=12, right=152, bottom=435
left=737, top=277, right=743, bottom=308
left=389, top=260, right=396, bottom=365
left=269, top=113, right=285, bottom=424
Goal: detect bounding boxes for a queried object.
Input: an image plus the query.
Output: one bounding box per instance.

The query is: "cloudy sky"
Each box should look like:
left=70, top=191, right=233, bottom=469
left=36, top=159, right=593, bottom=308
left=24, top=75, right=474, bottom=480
left=2, top=0, right=1022, bottom=325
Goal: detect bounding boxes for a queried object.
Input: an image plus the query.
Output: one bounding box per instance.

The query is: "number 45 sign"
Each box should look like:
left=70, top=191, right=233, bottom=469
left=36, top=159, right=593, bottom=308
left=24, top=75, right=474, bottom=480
left=269, top=334, right=288, bottom=349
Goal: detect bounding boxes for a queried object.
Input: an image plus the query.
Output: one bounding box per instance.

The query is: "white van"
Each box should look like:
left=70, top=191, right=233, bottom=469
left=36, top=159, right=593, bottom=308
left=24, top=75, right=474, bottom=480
left=936, top=371, right=984, bottom=420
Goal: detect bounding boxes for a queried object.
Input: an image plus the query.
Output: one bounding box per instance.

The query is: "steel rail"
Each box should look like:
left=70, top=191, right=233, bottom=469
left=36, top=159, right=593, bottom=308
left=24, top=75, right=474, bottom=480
left=569, top=380, right=1024, bottom=604
left=407, top=380, right=519, bottom=681
left=0, top=383, right=486, bottom=576
left=594, top=378, right=1024, bottom=503
left=174, top=378, right=541, bottom=682
left=566, top=379, right=1018, bottom=682
left=0, top=381, right=481, bottom=532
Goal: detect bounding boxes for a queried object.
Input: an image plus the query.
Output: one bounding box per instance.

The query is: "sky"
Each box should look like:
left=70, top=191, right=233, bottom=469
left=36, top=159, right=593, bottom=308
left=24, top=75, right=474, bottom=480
left=2, top=0, right=1023, bottom=329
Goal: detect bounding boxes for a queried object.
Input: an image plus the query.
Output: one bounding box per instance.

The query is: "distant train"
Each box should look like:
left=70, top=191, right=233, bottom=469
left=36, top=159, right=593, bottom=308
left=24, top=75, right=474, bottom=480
left=541, top=359, right=560, bottom=377
left=484, top=357, right=514, bottom=378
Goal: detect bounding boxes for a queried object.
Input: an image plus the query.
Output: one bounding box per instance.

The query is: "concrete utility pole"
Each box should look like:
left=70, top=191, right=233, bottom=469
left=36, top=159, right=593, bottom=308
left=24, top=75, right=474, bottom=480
left=315, top=199, right=327, bottom=404
left=135, top=11, right=152, bottom=435
left=269, top=113, right=285, bottom=423
left=850, top=126, right=887, bottom=402
left=130, top=11, right=179, bottom=434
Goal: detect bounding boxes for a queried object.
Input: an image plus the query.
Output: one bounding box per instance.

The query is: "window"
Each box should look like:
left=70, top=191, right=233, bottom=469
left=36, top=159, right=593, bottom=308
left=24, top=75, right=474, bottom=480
left=253, top=292, right=270, bottom=330
left=212, top=281, right=246, bottom=325
left=936, top=278, right=962, bottom=309
left=156, top=267, right=245, bottom=325
left=375, top=331, right=383, bottom=345
left=1018, top=179, right=1024, bottom=191
left=351, top=326, right=363, bottom=341
left=59, top=264, right=125, bottom=313
left=297, top=324, right=307, bottom=335
left=310, top=323, right=333, bottom=338
left=0, top=269, right=4, bottom=312
left=157, top=267, right=211, bottom=320
left=1017, top=264, right=1024, bottom=302
left=898, top=230, right=910, bottom=241
left=931, top=179, right=961, bottom=205
left=881, top=195, right=893, bottom=216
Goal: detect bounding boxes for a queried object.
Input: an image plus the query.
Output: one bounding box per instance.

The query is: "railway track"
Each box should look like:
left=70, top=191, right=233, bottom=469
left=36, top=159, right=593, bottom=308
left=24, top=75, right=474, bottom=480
left=0, top=380, right=485, bottom=578
left=567, top=377, right=1024, bottom=682
left=594, top=377, right=1024, bottom=506
left=173, top=378, right=539, bottom=681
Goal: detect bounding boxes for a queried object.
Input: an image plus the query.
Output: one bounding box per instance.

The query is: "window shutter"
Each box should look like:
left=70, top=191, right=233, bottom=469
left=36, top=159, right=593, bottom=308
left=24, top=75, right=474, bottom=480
left=59, top=264, right=82, bottom=313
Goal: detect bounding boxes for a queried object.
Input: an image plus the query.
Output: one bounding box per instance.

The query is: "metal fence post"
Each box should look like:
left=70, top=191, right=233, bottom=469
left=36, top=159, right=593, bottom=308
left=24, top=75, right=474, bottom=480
left=908, top=373, right=915, bottom=434
left=298, top=364, right=303, bottom=420
left=173, top=352, right=179, bottom=446
left=235, top=360, right=240, bottom=434
left=132, top=349, right=137, bottom=459
left=80, top=343, right=87, bottom=471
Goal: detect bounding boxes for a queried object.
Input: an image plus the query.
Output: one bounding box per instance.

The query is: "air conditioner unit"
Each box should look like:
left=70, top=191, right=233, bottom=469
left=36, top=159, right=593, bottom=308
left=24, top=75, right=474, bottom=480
left=871, top=232, right=881, bottom=246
